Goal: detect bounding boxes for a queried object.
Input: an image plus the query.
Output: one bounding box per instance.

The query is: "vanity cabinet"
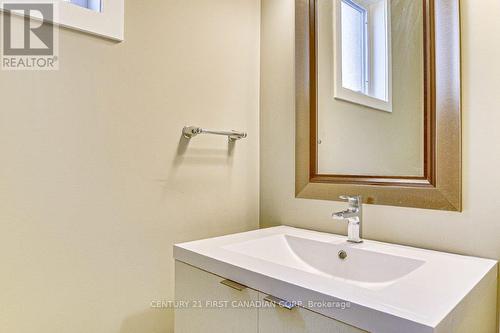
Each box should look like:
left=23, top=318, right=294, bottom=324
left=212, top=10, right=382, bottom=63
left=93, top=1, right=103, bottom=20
left=258, top=292, right=366, bottom=333
left=175, top=261, right=366, bottom=333
left=174, top=261, right=259, bottom=333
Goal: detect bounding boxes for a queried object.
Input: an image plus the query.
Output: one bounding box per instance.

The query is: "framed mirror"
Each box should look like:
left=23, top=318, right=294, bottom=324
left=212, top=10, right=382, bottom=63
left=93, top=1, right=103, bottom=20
left=295, top=0, right=461, bottom=211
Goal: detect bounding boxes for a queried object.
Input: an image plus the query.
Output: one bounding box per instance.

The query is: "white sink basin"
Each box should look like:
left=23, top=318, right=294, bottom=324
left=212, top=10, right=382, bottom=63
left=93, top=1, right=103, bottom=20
left=174, top=226, right=497, bottom=333
left=224, top=234, right=425, bottom=287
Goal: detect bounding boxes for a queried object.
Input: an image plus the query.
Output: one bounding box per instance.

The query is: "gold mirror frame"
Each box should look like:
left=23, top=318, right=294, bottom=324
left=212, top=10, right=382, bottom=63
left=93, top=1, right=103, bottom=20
left=295, top=0, right=462, bottom=211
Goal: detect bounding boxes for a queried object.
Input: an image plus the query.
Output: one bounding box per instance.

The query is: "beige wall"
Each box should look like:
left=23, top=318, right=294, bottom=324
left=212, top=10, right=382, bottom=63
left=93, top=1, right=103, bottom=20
left=0, top=1, right=260, bottom=332
left=317, top=0, right=424, bottom=176
left=261, top=0, right=499, bottom=331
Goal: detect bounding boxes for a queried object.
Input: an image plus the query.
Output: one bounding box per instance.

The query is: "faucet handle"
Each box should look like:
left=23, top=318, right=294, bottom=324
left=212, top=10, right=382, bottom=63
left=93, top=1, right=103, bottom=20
left=339, top=195, right=362, bottom=206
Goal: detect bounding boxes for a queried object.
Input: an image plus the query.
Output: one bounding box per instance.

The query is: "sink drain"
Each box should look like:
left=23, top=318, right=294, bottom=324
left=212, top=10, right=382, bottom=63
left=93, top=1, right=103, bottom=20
left=338, top=250, right=348, bottom=260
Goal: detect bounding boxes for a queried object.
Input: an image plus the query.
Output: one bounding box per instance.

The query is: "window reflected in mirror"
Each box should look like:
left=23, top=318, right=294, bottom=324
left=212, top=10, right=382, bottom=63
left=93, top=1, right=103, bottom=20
left=63, top=0, right=102, bottom=12
left=335, top=0, right=391, bottom=112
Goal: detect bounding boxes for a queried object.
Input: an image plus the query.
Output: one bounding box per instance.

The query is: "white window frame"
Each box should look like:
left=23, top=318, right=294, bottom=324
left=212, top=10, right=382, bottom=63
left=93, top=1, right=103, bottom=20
left=333, top=0, right=392, bottom=112
left=0, top=0, right=124, bottom=41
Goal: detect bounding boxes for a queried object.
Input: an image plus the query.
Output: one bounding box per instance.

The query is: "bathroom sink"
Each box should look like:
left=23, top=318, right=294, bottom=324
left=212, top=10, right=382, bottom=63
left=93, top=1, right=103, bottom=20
left=224, top=234, right=425, bottom=287
left=174, top=226, right=497, bottom=333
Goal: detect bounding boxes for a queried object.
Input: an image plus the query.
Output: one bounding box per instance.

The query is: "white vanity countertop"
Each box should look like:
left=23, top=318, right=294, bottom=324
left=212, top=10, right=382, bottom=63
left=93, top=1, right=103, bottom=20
left=173, top=226, right=497, bottom=333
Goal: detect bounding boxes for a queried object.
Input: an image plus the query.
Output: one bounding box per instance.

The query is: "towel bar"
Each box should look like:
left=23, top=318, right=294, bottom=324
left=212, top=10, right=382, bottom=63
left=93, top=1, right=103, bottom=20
left=182, top=126, right=247, bottom=142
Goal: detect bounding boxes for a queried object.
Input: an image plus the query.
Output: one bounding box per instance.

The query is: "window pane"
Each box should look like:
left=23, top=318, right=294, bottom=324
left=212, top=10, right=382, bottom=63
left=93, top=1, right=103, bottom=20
left=341, top=1, right=364, bottom=93
left=370, top=0, right=389, bottom=101
left=65, top=0, right=102, bottom=12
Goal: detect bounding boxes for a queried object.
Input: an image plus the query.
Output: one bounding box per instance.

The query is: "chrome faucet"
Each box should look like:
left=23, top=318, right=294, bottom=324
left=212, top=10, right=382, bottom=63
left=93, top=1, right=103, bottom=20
left=332, top=195, right=363, bottom=243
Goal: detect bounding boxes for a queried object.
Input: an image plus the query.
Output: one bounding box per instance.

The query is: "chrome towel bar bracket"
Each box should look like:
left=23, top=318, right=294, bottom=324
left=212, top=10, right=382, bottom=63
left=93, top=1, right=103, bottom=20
left=182, top=126, right=247, bottom=142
